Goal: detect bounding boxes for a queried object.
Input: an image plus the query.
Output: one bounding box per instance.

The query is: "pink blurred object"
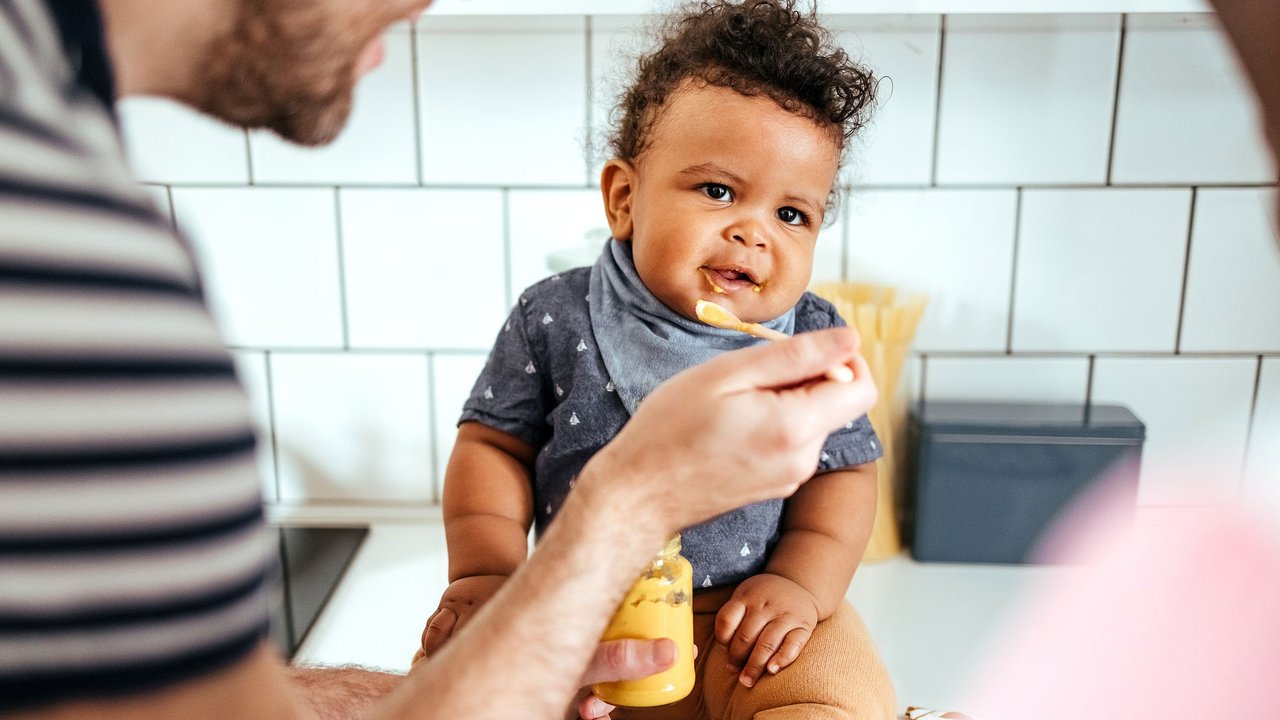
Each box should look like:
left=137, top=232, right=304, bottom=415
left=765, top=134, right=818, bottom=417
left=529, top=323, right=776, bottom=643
left=963, top=474, right=1280, bottom=720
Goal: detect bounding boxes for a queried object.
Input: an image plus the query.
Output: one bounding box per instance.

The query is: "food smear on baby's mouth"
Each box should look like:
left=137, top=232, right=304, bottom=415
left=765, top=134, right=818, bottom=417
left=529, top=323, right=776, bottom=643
left=699, top=267, right=728, bottom=294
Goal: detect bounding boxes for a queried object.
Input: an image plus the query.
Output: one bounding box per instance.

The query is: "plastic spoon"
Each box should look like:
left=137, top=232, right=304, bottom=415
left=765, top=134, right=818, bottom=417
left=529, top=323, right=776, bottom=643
left=695, top=300, right=855, bottom=383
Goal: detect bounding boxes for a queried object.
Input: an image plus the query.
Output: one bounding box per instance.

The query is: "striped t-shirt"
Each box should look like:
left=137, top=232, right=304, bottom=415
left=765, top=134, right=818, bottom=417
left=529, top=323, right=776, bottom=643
left=0, top=0, right=272, bottom=711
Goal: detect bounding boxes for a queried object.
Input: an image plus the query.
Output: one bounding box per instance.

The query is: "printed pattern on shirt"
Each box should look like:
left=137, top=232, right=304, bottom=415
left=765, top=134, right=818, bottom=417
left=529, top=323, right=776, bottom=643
left=460, top=268, right=882, bottom=589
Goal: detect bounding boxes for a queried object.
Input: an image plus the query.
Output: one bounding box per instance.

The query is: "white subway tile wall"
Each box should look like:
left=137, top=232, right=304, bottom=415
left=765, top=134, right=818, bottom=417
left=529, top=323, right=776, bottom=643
left=813, top=205, right=848, bottom=285
left=829, top=15, right=940, bottom=186
left=248, top=30, right=419, bottom=186
left=1091, top=356, right=1257, bottom=504
left=1180, top=189, right=1280, bottom=352
left=934, top=15, right=1120, bottom=185
left=1244, top=359, right=1280, bottom=513
left=924, top=357, right=1090, bottom=404
left=418, top=17, right=589, bottom=186
left=589, top=15, right=654, bottom=182
left=506, top=189, right=603, bottom=301
left=171, top=188, right=345, bottom=348
left=118, top=97, right=250, bottom=184
left=117, top=13, right=1278, bottom=509
left=270, top=353, right=433, bottom=504
left=1011, top=188, right=1191, bottom=352
left=1110, top=14, right=1276, bottom=184
left=846, top=189, right=1018, bottom=352
left=339, top=189, right=507, bottom=349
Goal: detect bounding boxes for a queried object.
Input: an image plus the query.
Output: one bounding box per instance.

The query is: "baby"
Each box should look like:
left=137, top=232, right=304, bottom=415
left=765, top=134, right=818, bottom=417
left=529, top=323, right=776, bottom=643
left=417, top=1, right=894, bottom=718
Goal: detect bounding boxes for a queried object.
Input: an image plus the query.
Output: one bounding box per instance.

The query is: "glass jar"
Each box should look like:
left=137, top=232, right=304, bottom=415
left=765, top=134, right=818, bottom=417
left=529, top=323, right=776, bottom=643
left=591, top=534, right=696, bottom=707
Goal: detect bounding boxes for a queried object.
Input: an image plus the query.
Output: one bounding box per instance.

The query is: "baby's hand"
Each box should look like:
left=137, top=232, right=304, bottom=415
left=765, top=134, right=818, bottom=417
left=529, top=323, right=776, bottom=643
left=414, top=574, right=508, bottom=664
left=714, top=573, right=819, bottom=688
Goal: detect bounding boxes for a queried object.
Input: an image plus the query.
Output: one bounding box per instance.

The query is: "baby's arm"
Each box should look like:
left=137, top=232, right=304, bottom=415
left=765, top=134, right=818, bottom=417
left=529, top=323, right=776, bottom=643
left=766, top=462, right=878, bottom=617
left=416, top=421, right=537, bottom=660
left=716, top=462, right=878, bottom=686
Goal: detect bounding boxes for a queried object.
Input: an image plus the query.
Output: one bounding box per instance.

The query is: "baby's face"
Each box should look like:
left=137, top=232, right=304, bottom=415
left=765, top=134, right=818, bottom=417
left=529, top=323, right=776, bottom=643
left=621, top=82, right=840, bottom=324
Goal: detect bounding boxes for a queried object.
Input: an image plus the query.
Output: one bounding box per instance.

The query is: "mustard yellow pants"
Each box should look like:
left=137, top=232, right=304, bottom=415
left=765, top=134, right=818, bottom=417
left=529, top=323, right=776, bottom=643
left=611, top=587, right=896, bottom=720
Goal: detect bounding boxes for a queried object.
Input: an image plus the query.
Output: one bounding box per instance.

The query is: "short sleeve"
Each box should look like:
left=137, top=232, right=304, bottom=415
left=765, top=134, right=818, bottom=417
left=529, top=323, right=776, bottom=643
left=458, top=303, right=552, bottom=447
left=795, top=295, right=883, bottom=471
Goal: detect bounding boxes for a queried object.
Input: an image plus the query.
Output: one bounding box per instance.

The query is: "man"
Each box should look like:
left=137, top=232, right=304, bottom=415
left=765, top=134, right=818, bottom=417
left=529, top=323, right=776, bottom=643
left=0, top=1, right=877, bottom=719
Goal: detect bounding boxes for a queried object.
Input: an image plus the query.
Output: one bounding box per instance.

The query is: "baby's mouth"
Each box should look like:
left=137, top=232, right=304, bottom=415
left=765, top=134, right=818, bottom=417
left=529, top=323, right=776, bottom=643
left=699, top=266, right=764, bottom=294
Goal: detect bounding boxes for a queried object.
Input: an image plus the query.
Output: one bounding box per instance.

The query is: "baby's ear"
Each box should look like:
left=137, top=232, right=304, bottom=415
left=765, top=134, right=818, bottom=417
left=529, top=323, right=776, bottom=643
left=600, top=158, right=636, bottom=242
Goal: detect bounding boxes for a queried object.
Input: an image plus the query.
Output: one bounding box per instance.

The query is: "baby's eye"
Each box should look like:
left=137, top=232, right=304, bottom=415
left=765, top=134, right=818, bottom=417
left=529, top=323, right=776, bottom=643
left=777, top=207, right=808, bottom=226
left=699, top=183, right=733, bottom=202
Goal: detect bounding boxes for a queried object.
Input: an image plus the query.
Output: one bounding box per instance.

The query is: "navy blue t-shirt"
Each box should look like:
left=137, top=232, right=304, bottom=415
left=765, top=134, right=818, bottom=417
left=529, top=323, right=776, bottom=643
left=459, top=268, right=881, bottom=589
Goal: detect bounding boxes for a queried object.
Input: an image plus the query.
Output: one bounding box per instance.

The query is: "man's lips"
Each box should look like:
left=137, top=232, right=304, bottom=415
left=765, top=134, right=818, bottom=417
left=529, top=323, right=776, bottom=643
left=700, top=266, right=762, bottom=294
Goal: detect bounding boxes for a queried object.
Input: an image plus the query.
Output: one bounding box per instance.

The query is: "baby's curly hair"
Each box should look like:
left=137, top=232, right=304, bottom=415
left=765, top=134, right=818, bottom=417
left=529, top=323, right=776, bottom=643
left=609, top=0, right=876, bottom=166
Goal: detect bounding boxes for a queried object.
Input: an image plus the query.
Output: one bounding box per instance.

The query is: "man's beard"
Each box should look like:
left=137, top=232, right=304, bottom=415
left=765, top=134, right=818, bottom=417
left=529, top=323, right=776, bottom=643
left=187, top=1, right=369, bottom=147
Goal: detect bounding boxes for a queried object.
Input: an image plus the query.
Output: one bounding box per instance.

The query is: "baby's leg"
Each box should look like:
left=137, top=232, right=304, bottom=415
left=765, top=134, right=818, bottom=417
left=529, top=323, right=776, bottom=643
left=702, top=601, right=896, bottom=720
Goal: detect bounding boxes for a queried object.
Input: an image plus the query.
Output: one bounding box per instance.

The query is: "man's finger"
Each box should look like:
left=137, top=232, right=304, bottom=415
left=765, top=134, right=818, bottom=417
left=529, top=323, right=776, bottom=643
left=782, top=351, right=878, bottom=439
left=579, top=637, right=678, bottom=686
left=703, top=328, right=860, bottom=393
left=575, top=693, right=614, bottom=720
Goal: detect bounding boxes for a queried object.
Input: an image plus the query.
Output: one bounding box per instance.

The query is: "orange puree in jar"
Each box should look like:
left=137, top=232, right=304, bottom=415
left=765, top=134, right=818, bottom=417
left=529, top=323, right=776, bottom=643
left=592, top=535, right=695, bottom=707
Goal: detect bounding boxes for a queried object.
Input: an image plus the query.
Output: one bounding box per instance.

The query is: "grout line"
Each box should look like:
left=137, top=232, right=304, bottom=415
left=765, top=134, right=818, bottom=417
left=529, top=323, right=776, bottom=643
left=1104, top=14, right=1128, bottom=186
left=502, top=189, right=514, bottom=310
left=918, top=354, right=929, bottom=405
left=333, top=188, right=351, bottom=350
left=1085, top=354, right=1096, bottom=407
left=263, top=350, right=284, bottom=503
left=583, top=15, right=595, bottom=187
left=1005, top=188, right=1024, bottom=354
left=163, top=184, right=178, bottom=231
left=410, top=26, right=426, bottom=186
left=1174, top=187, right=1198, bottom=354
left=928, top=15, right=947, bottom=187
left=1238, top=354, right=1265, bottom=492
left=426, top=353, right=441, bottom=504
left=1238, top=354, right=1265, bottom=494
left=243, top=130, right=255, bottom=186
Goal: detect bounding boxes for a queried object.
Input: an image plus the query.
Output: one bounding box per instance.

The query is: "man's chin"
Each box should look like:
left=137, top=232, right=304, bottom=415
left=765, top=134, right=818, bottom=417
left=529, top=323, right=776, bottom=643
left=268, top=100, right=354, bottom=147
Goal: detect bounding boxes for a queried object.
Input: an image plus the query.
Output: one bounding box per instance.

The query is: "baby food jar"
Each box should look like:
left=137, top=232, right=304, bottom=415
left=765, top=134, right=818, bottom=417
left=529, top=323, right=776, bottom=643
left=592, top=534, right=696, bottom=707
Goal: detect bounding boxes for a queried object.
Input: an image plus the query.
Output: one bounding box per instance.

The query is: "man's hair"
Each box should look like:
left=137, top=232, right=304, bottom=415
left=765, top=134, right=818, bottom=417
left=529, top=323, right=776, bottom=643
left=609, top=0, right=877, bottom=165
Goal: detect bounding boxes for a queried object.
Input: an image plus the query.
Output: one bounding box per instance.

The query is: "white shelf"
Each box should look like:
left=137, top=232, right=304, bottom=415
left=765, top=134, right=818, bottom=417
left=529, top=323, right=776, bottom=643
left=425, top=0, right=1211, bottom=16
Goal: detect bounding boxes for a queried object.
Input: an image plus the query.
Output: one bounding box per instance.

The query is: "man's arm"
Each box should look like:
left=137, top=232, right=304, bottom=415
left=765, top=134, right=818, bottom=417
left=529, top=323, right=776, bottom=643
left=7, top=329, right=874, bottom=720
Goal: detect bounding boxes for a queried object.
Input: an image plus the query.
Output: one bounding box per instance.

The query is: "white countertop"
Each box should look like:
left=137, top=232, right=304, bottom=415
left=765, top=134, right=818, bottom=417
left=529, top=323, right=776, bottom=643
left=293, top=518, right=1065, bottom=709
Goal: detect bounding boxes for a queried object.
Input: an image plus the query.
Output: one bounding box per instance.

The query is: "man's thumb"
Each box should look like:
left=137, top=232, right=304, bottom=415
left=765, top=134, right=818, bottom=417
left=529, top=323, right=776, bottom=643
left=583, top=638, right=677, bottom=685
